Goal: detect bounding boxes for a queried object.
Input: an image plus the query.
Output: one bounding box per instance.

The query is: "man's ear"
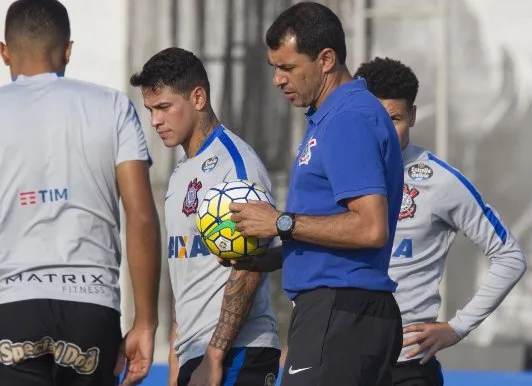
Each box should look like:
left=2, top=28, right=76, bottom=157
left=1, top=42, right=10, bottom=66
left=317, top=48, right=336, bottom=74
left=409, top=105, right=417, bottom=127
left=190, top=86, right=208, bottom=111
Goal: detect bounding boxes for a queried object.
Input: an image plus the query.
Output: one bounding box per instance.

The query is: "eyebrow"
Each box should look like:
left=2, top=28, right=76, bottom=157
left=147, top=102, right=171, bottom=110
left=267, top=59, right=295, bottom=69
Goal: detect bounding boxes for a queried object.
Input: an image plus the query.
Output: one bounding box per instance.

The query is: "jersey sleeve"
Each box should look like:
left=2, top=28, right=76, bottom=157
left=115, top=93, right=152, bottom=166
left=321, top=111, right=387, bottom=204
left=246, top=163, right=273, bottom=202
left=224, top=153, right=274, bottom=204
left=431, top=156, right=527, bottom=338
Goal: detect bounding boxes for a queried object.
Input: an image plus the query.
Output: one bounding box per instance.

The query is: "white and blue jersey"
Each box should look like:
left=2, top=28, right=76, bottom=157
left=391, top=143, right=527, bottom=362
left=282, top=78, right=404, bottom=299
left=164, top=125, right=279, bottom=367
left=0, top=73, right=151, bottom=312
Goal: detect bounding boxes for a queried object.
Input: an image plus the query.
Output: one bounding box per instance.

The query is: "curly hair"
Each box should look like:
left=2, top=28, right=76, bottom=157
left=130, top=47, right=210, bottom=100
left=354, top=57, right=419, bottom=107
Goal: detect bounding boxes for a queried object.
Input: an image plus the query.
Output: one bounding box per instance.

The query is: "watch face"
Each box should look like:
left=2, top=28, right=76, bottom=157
left=277, top=215, right=293, bottom=232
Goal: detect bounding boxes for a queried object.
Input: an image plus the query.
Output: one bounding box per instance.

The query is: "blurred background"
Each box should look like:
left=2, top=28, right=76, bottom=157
left=1, top=0, right=532, bottom=384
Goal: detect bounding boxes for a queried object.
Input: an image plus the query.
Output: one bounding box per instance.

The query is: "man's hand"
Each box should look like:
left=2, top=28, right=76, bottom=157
left=403, top=322, right=460, bottom=364
left=217, top=256, right=260, bottom=271
left=216, top=246, right=283, bottom=272
left=114, top=324, right=157, bottom=386
left=188, top=355, right=223, bottom=386
left=230, top=201, right=280, bottom=238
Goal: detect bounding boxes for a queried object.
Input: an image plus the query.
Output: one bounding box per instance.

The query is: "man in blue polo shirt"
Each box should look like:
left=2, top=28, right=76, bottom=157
left=228, top=2, right=404, bottom=386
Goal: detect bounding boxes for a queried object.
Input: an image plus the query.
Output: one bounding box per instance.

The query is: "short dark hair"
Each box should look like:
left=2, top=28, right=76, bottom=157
left=266, top=2, right=347, bottom=65
left=5, top=0, right=70, bottom=49
left=130, top=47, right=211, bottom=99
left=354, top=57, right=419, bottom=107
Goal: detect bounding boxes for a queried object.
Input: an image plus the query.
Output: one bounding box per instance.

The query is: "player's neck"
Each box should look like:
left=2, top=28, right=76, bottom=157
left=312, top=67, right=352, bottom=110
left=400, top=132, right=410, bottom=151
left=9, top=60, right=64, bottom=80
left=185, top=112, right=220, bottom=159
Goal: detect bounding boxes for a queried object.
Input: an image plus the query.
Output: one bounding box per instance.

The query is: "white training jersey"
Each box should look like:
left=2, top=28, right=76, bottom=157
left=0, top=73, right=151, bottom=312
left=165, top=125, right=279, bottom=367
left=390, top=143, right=526, bottom=362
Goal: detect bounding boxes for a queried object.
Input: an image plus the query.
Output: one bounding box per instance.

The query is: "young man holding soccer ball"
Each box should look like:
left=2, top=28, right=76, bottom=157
left=130, top=47, right=280, bottom=386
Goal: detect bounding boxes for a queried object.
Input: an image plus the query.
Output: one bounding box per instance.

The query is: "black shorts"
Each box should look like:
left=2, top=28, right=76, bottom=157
left=281, top=287, right=402, bottom=386
left=177, top=347, right=280, bottom=386
left=392, top=357, right=444, bottom=386
left=0, top=299, right=122, bottom=386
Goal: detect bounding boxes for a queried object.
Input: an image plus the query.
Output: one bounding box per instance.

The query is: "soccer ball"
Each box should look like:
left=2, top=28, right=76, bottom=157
left=196, top=180, right=274, bottom=259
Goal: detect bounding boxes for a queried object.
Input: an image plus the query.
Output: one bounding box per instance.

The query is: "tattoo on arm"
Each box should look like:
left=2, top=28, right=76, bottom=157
left=209, top=269, right=262, bottom=352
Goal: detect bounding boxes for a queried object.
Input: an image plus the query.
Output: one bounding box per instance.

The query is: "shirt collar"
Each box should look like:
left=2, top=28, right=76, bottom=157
left=305, top=77, right=367, bottom=125
left=12, top=72, right=63, bottom=82
left=196, top=125, right=225, bottom=156
left=401, top=142, right=417, bottom=164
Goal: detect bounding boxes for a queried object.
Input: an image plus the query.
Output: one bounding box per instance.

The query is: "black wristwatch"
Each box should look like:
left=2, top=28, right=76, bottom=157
left=276, top=212, right=296, bottom=241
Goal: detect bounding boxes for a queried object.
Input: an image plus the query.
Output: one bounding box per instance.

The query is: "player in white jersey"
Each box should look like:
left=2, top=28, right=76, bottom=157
left=354, top=57, right=527, bottom=385
left=130, top=47, right=280, bottom=386
left=0, top=1, right=161, bottom=386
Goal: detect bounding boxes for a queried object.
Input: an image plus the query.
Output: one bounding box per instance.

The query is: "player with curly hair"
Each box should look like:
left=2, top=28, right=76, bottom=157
left=355, top=57, right=527, bottom=386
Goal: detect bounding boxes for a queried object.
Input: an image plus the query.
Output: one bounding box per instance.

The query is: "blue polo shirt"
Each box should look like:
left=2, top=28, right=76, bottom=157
left=282, top=78, right=403, bottom=299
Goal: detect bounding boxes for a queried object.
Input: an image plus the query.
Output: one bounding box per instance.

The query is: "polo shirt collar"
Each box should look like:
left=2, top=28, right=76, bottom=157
left=305, top=77, right=367, bottom=124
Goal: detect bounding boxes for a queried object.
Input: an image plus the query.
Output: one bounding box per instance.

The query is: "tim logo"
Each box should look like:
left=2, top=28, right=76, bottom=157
left=19, top=188, right=68, bottom=207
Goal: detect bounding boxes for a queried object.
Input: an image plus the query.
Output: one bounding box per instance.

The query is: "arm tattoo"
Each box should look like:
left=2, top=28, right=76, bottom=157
left=209, top=269, right=261, bottom=352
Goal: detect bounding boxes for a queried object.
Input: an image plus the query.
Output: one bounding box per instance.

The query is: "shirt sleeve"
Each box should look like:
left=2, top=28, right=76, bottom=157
left=321, top=111, right=388, bottom=204
left=432, top=158, right=527, bottom=338
left=222, top=147, right=275, bottom=206
left=115, top=93, right=152, bottom=166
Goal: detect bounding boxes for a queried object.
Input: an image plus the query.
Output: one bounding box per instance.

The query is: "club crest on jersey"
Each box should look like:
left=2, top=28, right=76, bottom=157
left=399, top=184, right=419, bottom=220
left=298, top=137, right=317, bottom=166
left=201, top=156, right=218, bottom=173
left=182, top=178, right=202, bottom=216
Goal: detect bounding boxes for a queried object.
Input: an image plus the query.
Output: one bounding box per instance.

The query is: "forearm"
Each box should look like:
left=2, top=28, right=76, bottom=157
left=169, top=298, right=179, bottom=362
left=206, top=269, right=262, bottom=361
left=126, top=214, right=161, bottom=327
left=448, top=247, right=527, bottom=338
left=292, top=211, right=387, bottom=249
left=254, top=246, right=283, bottom=272
left=169, top=308, right=179, bottom=369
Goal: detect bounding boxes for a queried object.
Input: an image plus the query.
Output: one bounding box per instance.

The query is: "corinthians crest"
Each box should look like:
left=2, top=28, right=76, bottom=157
left=298, top=137, right=317, bottom=165
left=399, top=184, right=419, bottom=220
left=182, top=178, right=202, bottom=216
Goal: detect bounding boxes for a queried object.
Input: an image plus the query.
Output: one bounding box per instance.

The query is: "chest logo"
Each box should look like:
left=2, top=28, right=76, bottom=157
left=298, top=137, right=317, bottom=166
left=182, top=178, right=202, bottom=217
left=399, top=184, right=419, bottom=220
left=202, top=156, right=218, bottom=173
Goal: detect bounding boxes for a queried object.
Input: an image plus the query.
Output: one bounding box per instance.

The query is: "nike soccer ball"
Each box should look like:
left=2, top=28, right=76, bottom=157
left=196, top=180, right=274, bottom=259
